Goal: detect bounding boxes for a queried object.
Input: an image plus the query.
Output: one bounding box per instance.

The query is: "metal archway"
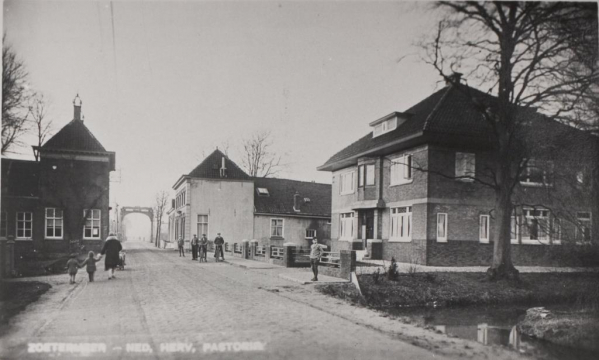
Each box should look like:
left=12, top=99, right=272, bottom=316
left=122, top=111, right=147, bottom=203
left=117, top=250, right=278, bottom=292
left=119, top=206, right=154, bottom=243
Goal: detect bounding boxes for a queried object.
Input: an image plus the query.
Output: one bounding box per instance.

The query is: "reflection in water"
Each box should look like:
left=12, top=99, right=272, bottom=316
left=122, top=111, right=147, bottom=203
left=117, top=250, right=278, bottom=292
left=387, top=305, right=598, bottom=360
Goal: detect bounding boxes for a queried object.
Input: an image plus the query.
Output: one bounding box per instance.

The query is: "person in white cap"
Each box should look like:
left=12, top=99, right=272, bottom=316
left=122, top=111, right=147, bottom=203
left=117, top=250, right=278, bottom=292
left=101, top=233, right=122, bottom=280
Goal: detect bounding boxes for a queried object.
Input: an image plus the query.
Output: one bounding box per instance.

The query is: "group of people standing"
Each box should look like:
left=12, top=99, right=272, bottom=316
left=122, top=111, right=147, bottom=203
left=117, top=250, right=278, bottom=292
left=177, top=233, right=225, bottom=262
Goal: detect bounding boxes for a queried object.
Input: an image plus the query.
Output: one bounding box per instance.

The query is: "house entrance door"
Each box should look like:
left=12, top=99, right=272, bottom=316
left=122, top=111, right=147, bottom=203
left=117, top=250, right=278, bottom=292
left=359, top=210, right=374, bottom=250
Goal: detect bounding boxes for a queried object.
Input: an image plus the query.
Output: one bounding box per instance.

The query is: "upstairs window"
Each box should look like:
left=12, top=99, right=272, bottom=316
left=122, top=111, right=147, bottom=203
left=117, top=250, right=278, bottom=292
left=358, top=164, right=376, bottom=188
left=390, top=154, right=412, bottom=186
left=257, top=188, right=270, bottom=196
left=271, top=218, right=284, bottom=238
left=372, top=118, right=397, bottom=138
left=340, top=171, right=355, bottom=195
left=455, top=152, right=475, bottom=181
left=520, top=159, right=553, bottom=186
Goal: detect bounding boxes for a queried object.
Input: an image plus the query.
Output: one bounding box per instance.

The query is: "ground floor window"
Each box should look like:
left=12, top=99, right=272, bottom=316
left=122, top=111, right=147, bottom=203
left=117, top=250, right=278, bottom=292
left=271, top=218, right=284, bottom=238
left=16, top=212, right=33, bottom=239
left=576, top=212, right=592, bottom=242
left=390, top=206, right=411, bottom=242
left=305, top=229, right=317, bottom=239
left=83, top=209, right=101, bottom=239
left=522, top=209, right=550, bottom=244
left=436, top=213, right=447, bottom=242
left=479, top=215, right=490, bottom=243
left=340, top=212, right=354, bottom=240
left=197, top=214, right=208, bottom=237
left=45, top=208, right=63, bottom=239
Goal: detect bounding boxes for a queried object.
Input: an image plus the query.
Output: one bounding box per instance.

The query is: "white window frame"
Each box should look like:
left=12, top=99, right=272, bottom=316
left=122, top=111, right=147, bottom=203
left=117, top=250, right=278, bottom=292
left=270, top=218, right=284, bottom=238
left=389, top=206, right=412, bottom=242
left=340, top=212, right=355, bottom=240
left=305, top=229, right=317, bottom=239
left=257, top=187, right=269, bottom=196
left=196, top=214, right=209, bottom=238
left=390, top=154, right=412, bottom=186
left=372, top=118, right=397, bottom=138
left=45, top=208, right=64, bottom=240
left=83, top=209, right=101, bottom=240
left=455, top=152, right=475, bottom=181
left=16, top=212, right=33, bottom=240
left=576, top=212, right=592, bottom=243
left=511, top=214, right=520, bottom=244
left=479, top=215, right=490, bottom=243
left=437, top=213, right=448, bottom=242
left=521, top=209, right=550, bottom=244
left=0, top=211, right=7, bottom=238
left=340, top=171, right=355, bottom=195
left=551, top=217, right=562, bottom=245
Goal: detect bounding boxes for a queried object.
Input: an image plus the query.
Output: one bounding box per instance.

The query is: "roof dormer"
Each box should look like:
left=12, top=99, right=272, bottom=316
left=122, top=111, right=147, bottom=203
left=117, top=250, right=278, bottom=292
left=370, top=112, right=411, bottom=138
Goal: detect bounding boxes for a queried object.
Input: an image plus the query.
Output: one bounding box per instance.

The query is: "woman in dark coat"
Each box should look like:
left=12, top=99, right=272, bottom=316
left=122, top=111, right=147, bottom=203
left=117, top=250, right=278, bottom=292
left=101, top=233, right=122, bottom=280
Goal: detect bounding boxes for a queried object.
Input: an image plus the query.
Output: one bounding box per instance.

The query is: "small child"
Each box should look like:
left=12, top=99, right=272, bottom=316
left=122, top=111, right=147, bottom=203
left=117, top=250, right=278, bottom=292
left=81, top=251, right=102, bottom=282
left=66, top=254, right=80, bottom=284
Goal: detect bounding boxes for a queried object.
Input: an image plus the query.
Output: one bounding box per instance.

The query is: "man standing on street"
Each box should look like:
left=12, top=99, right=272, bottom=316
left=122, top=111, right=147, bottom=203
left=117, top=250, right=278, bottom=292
left=214, top=233, right=224, bottom=261
left=309, top=238, right=325, bottom=281
left=191, top=234, right=199, bottom=260
left=177, top=236, right=185, bottom=257
left=199, top=234, right=208, bottom=262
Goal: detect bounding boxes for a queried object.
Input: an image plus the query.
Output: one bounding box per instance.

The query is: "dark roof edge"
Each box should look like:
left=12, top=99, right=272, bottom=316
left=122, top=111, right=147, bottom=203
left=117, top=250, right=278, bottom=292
left=252, top=177, right=331, bottom=187
left=317, top=131, right=424, bottom=172
left=423, top=85, right=452, bottom=131
left=254, top=212, right=331, bottom=219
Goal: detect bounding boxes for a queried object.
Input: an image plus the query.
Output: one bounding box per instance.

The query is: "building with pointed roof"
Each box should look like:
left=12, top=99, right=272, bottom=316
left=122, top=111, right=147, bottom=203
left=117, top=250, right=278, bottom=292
left=168, top=150, right=331, bottom=251
left=1, top=96, right=116, bottom=270
left=318, top=76, right=597, bottom=266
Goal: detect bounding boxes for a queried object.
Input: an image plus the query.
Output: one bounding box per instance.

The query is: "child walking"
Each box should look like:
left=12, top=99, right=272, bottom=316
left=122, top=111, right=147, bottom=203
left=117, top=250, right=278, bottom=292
left=81, top=251, right=102, bottom=282
left=66, top=254, right=80, bottom=284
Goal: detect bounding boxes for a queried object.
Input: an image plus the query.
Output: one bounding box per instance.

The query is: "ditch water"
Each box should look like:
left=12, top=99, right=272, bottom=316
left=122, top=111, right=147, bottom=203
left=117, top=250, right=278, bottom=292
left=384, top=304, right=598, bottom=360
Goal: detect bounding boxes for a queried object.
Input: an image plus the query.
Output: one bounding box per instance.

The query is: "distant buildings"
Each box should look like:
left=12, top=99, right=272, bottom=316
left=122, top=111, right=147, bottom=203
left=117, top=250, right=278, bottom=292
left=168, top=149, right=331, bottom=248
left=1, top=96, right=115, bottom=261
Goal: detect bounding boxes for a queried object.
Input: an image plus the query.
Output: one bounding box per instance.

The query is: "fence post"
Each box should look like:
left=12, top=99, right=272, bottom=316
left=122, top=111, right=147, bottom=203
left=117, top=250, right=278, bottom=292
left=249, top=240, right=258, bottom=259
left=241, top=239, right=249, bottom=259
left=340, top=250, right=356, bottom=280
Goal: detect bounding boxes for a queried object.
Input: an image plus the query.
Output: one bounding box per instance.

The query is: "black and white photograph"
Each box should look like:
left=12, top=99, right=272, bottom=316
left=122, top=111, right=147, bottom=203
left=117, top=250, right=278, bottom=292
left=1, top=1, right=598, bottom=359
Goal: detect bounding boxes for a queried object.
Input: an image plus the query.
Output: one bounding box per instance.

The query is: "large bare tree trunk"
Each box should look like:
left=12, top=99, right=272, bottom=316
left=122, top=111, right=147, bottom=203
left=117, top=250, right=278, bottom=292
left=488, top=187, right=519, bottom=280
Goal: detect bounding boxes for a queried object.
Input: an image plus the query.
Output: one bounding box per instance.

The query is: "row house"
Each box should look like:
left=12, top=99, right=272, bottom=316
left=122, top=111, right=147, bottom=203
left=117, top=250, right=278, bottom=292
left=1, top=96, right=116, bottom=260
left=167, top=149, right=330, bottom=249
left=318, top=77, right=597, bottom=266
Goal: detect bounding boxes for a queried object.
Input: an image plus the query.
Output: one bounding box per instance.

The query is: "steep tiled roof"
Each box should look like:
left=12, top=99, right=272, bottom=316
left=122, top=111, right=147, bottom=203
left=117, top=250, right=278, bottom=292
left=319, top=83, right=499, bottom=170
left=188, top=149, right=250, bottom=180
left=253, top=177, right=331, bottom=217
left=1, top=158, right=40, bottom=198
left=42, top=119, right=107, bottom=153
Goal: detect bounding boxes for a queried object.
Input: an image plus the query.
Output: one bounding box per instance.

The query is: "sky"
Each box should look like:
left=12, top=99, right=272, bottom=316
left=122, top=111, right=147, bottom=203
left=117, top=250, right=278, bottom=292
left=3, top=0, right=445, bottom=211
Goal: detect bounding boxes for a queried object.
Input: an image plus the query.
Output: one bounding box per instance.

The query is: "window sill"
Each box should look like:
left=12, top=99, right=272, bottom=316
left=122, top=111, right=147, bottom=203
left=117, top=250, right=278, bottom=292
left=389, top=180, right=413, bottom=187
left=45, top=238, right=63, bottom=240
left=340, top=191, right=355, bottom=196
left=436, top=238, right=448, bottom=243
left=83, top=238, right=102, bottom=241
left=16, top=238, right=33, bottom=241
left=479, top=239, right=490, bottom=244
left=388, top=238, right=412, bottom=243
left=520, top=182, right=553, bottom=188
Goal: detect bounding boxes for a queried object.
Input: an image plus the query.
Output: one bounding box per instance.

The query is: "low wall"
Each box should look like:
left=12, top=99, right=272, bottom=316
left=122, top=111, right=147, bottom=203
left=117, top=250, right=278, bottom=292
left=317, top=250, right=356, bottom=280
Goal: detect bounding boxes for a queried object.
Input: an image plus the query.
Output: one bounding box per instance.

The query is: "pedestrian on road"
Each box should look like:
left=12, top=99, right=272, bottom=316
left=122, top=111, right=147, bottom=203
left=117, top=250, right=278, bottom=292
left=199, top=234, right=208, bottom=262
left=66, top=254, right=80, bottom=284
left=177, top=237, right=185, bottom=257
left=191, top=234, right=199, bottom=260
left=309, top=238, right=325, bottom=281
left=214, top=233, right=224, bottom=261
left=101, top=233, right=123, bottom=280
left=81, top=251, right=102, bottom=282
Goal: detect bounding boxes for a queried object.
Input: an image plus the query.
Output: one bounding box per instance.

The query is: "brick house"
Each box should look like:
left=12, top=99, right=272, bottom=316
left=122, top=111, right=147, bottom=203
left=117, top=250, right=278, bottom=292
left=318, top=80, right=598, bottom=266
left=1, top=96, right=116, bottom=261
left=168, top=149, right=331, bottom=248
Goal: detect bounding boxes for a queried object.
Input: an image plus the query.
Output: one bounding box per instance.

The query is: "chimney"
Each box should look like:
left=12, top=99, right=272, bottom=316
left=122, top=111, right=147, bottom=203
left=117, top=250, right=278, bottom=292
left=445, top=72, right=463, bottom=86
left=73, top=94, right=82, bottom=120
left=220, top=157, right=227, bottom=178
left=293, top=191, right=301, bottom=212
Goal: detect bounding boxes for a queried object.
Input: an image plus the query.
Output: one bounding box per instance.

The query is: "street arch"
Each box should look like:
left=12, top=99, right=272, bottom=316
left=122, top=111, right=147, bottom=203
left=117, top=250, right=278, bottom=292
left=119, top=206, right=154, bottom=243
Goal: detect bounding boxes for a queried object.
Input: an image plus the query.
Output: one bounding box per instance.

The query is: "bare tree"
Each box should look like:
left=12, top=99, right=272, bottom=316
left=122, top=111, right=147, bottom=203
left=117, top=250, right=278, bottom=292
left=421, top=2, right=598, bottom=279
left=241, top=130, right=283, bottom=177
left=28, top=94, right=53, bottom=161
left=2, top=37, right=33, bottom=154
left=154, top=190, right=169, bottom=248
